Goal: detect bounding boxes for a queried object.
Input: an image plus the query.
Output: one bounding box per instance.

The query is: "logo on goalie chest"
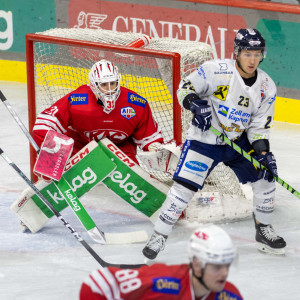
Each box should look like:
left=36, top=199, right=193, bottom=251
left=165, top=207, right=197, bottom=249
left=121, top=107, right=136, bottom=120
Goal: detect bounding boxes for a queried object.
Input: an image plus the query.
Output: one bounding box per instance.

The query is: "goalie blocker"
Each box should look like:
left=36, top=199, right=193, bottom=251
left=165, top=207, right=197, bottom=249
left=11, top=138, right=169, bottom=235
left=137, top=141, right=181, bottom=174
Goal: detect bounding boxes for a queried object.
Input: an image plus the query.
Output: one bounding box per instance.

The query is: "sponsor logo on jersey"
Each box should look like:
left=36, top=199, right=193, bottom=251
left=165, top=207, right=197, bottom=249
left=185, top=161, right=208, bottom=172
left=197, top=66, right=206, bottom=79
left=121, top=106, right=136, bottom=119
left=152, top=277, right=181, bottom=295
left=213, top=85, right=229, bottom=101
left=218, top=104, right=229, bottom=117
left=268, top=93, right=276, bottom=104
left=216, top=290, right=243, bottom=300
left=218, top=122, right=243, bottom=133
left=228, top=108, right=250, bottom=123
left=68, top=94, right=88, bottom=105
left=219, top=63, right=228, bottom=70
left=213, top=63, right=233, bottom=74
left=128, top=92, right=147, bottom=107
left=84, top=129, right=128, bottom=142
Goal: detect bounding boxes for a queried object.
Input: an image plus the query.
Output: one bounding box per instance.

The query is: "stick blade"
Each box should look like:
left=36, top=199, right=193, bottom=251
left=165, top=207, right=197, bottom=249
left=105, top=231, right=149, bottom=245
left=87, top=227, right=106, bottom=244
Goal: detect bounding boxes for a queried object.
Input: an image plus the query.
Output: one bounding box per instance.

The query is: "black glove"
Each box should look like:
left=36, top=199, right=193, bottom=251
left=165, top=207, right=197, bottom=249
left=256, top=152, right=278, bottom=182
left=190, top=99, right=212, bottom=132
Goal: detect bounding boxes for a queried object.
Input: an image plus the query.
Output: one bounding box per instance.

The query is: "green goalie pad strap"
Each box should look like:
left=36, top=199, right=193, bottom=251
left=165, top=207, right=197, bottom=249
left=31, top=141, right=116, bottom=218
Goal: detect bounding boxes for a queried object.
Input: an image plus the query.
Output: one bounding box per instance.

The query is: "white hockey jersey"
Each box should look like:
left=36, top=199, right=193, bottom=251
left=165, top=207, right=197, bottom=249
left=177, top=59, right=277, bottom=145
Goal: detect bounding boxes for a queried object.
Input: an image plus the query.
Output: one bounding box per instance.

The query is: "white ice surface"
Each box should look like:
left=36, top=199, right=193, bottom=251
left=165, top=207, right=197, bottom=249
left=0, top=81, right=300, bottom=299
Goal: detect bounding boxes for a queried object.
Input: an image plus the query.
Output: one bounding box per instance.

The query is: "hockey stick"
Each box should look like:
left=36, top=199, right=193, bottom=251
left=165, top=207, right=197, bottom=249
left=209, top=126, right=300, bottom=199
left=0, top=147, right=145, bottom=269
left=0, top=90, right=148, bottom=244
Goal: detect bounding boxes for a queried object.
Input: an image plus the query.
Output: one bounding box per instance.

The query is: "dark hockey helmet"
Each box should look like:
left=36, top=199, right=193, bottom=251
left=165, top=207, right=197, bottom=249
left=234, top=28, right=266, bottom=61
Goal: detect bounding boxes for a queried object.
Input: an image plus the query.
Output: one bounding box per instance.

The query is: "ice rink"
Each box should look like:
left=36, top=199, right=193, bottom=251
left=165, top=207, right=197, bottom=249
left=0, top=81, right=300, bottom=299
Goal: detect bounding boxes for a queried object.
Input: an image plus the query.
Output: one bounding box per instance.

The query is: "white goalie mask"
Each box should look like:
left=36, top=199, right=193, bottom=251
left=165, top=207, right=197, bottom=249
left=188, top=225, right=236, bottom=267
left=89, top=60, right=121, bottom=114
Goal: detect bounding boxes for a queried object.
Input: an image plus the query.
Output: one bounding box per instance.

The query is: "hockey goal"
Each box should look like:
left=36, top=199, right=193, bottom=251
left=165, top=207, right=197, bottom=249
left=26, top=28, right=252, bottom=223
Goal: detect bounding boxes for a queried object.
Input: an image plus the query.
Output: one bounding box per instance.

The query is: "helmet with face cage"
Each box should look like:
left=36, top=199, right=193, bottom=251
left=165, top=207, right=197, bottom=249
left=89, top=59, right=121, bottom=113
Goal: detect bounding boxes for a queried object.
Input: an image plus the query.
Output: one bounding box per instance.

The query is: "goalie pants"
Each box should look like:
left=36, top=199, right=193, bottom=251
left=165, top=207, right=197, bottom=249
left=154, top=134, right=275, bottom=235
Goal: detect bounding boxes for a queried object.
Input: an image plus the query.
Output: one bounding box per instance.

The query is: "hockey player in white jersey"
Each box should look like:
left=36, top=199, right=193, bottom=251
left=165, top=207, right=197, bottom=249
left=143, top=28, right=286, bottom=259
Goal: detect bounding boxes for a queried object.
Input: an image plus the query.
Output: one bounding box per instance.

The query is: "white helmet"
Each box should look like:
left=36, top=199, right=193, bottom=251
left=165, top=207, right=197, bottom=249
left=89, top=59, right=121, bottom=114
left=188, top=225, right=236, bottom=266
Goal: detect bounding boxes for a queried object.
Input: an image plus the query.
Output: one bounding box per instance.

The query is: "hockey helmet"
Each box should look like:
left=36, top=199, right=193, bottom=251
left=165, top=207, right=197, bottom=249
left=188, top=225, right=236, bottom=266
left=234, top=28, right=266, bottom=61
left=89, top=59, right=121, bottom=113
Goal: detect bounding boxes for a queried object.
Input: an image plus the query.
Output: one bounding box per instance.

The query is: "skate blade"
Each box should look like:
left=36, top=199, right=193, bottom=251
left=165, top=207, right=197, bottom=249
left=256, top=242, right=285, bottom=255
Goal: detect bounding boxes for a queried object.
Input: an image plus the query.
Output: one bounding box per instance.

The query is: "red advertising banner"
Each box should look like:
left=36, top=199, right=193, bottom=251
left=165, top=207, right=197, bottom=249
left=69, top=0, right=246, bottom=59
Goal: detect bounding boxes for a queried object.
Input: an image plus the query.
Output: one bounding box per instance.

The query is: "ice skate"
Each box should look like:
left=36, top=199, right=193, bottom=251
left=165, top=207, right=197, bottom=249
left=142, top=231, right=167, bottom=260
left=253, top=214, right=286, bottom=255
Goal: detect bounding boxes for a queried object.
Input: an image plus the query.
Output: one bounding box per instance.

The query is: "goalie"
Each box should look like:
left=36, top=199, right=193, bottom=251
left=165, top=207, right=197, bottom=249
left=12, top=59, right=179, bottom=234
left=32, top=59, right=164, bottom=166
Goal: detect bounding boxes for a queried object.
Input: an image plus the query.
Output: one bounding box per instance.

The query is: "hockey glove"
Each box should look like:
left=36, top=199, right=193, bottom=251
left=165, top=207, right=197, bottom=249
left=190, top=99, right=212, bottom=132
left=256, top=152, right=278, bottom=182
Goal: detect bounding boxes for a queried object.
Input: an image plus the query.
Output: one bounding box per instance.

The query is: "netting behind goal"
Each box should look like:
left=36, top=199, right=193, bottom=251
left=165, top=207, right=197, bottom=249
left=26, top=28, right=252, bottom=223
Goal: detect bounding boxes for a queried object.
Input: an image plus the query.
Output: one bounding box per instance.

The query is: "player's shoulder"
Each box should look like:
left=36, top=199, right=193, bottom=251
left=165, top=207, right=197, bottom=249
left=205, top=281, right=243, bottom=300
left=120, top=86, right=148, bottom=109
left=202, top=58, right=235, bottom=70
left=257, top=68, right=276, bottom=89
left=199, top=59, right=235, bottom=79
left=223, top=281, right=243, bottom=298
left=66, top=85, right=95, bottom=106
left=139, top=263, right=189, bottom=275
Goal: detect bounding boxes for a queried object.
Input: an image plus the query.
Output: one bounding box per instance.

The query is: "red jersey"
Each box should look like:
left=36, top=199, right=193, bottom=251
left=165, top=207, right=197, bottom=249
left=33, top=85, right=163, bottom=161
left=79, top=264, right=243, bottom=300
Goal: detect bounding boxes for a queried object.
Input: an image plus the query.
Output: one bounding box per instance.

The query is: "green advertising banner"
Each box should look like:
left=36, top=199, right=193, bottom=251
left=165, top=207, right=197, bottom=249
left=0, top=0, right=56, bottom=53
left=258, top=19, right=300, bottom=91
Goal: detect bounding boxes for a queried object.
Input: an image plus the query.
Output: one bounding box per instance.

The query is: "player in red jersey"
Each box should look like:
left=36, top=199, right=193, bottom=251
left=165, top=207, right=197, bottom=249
left=32, top=59, right=163, bottom=164
left=79, top=225, right=243, bottom=299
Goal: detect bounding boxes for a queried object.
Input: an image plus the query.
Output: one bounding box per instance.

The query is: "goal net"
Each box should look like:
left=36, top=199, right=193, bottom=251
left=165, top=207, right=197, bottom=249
left=26, top=28, right=252, bottom=223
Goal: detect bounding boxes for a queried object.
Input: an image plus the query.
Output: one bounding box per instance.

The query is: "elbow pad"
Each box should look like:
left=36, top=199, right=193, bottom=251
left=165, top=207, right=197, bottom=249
left=252, top=139, right=270, bottom=155
left=182, top=93, right=202, bottom=110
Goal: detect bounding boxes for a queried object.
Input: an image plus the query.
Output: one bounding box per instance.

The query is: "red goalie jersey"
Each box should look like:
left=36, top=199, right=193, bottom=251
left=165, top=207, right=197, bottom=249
left=33, top=85, right=163, bottom=162
left=79, top=264, right=243, bottom=300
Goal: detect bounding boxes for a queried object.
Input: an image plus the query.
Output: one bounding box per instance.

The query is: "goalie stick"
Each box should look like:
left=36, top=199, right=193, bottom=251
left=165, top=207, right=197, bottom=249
left=209, top=126, right=300, bottom=199
left=0, top=147, right=145, bottom=269
left=0, top=90, right=148, bottom=244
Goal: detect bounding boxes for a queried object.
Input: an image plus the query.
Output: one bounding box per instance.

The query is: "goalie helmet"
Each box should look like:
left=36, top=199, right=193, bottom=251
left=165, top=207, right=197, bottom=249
left=188, top=225, right=236, bottom=267
left=89, top=59, right=121, bottom=113
left=234, top=28, right=266, bottom=61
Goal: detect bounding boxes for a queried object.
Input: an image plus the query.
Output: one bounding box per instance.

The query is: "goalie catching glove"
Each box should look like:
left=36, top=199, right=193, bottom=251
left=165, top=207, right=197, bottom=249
left=138, top=141, right=181, bottom=174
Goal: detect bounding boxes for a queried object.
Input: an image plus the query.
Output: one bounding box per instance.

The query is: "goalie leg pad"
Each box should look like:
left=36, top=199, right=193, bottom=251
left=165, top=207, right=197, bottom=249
left=10, top=181, right=50, bottom=233
left=154, top=181, right=196, bottom=235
